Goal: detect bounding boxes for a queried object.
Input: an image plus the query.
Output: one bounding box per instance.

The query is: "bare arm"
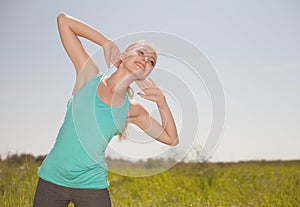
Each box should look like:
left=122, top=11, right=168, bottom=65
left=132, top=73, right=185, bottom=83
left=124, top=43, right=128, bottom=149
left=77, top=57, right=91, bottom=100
left=127, top=99, right=179, bottom=146
left=127, top=78, right=179, bottom=146
left=57, top=12, right=110, bottom=76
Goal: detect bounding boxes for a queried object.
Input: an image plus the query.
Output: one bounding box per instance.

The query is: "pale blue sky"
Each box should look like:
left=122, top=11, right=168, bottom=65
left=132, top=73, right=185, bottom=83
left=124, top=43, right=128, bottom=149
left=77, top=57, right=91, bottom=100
left=1, top=0, right=299, bottom=162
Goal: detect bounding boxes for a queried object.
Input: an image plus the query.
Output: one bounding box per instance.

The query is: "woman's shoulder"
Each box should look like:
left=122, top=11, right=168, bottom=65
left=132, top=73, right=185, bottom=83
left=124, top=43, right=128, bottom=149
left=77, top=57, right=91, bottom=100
left=72, top=69, right=101, bottom=96
left=127, top=99, right=149, bottom=119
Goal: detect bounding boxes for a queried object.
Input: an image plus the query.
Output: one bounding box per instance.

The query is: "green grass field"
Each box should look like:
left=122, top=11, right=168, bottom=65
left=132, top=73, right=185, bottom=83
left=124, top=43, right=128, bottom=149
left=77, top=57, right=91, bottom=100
left=0, top=155, right=299, bottom=207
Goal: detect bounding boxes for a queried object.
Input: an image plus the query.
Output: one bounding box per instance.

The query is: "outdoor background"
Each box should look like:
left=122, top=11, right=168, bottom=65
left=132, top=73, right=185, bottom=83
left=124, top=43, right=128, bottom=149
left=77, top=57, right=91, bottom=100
left=1, top=0, right=300, bottom=162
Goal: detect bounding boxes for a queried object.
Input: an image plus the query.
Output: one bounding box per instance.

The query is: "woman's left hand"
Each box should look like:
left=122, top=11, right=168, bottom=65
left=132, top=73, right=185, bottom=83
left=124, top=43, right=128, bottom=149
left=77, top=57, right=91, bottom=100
left=135, top=78, right=166, bottom=104
left=103, top=40, right=121, bottom=68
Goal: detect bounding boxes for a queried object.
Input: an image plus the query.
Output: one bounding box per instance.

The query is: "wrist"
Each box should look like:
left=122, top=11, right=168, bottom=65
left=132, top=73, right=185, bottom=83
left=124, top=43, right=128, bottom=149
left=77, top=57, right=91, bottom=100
left=102, top=38, right=112, bottom=47
left=156, top=96, right=167, bottom=107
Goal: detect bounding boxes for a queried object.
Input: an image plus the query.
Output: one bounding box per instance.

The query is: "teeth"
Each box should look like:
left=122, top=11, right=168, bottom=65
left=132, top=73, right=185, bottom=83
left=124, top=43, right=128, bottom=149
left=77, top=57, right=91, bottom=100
left=136, top=63, right=144, bottom=70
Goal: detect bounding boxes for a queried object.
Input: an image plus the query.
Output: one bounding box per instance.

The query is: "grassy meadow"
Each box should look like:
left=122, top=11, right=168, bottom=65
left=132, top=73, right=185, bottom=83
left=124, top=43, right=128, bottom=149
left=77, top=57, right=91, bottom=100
left=0, top=154, right=299, bottom=207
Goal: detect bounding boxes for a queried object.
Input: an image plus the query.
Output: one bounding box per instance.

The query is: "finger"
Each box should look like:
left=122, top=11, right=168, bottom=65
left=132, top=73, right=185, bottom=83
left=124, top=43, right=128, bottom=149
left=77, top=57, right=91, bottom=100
left=112, top=57, right=121, bottom=68
left=113, top=59, right=122, bottom=69
left=113, top=51, right=121, bottom=62
left=143, top=79, right=152, bottom=88
left=148, top=77, right=157, bottom=86
left=135, top=80, right=147, bottom=90
left=140, top=79, right=154, bottom=89
left=141, top=79, right=152, bottom=86
left=105, top=55, right=111, bottom=68
left=137, top=92, right=147, bottom=99
left=140, top=80, right=151, bottom=89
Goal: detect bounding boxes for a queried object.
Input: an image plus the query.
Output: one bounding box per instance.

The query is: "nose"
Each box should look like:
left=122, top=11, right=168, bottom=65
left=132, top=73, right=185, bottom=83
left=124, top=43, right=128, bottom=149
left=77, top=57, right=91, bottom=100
left=143, top=56, right=149, bottom=62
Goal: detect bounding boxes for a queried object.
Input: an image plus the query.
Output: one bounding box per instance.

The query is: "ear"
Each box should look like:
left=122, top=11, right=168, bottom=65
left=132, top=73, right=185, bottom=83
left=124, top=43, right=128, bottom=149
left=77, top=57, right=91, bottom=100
left=114, top=52, right=125, bottom=69
left=119, top=52, right=126, bottom=61
left=119, top=52, right=127, bottom=62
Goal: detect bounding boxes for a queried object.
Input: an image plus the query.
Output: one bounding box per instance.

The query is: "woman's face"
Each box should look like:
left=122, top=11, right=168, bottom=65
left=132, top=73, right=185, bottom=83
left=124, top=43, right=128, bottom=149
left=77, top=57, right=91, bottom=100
left=122, top=45, right=157, bottom=80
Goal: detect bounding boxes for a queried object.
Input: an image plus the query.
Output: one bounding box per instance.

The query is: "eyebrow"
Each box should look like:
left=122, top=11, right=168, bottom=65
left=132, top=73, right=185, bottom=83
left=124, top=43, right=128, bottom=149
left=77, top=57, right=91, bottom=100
left=139, top=48, right=157, bottom=63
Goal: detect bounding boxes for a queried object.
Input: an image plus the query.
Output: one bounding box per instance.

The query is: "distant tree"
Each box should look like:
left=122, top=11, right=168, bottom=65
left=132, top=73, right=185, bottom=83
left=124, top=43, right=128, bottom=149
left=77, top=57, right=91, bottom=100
left=182, top=143, right=211, bottom=163
left=34, top=155, right=46, bottom=163
left=2, top=153, right=46, bottom=165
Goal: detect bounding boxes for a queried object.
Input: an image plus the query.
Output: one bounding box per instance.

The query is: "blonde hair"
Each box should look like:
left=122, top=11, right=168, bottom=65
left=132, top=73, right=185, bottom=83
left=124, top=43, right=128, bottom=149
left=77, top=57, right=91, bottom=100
left=124, top=40, right=156, bottom=53
left=117, top=40, right=157, bottom=141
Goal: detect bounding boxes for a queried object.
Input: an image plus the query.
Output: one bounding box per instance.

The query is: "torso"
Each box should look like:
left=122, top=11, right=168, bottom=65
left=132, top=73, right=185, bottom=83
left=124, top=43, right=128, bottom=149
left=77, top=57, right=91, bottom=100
left=96, top=81, right=126, bottom=107
left=38, top=74, right=132, bottom=189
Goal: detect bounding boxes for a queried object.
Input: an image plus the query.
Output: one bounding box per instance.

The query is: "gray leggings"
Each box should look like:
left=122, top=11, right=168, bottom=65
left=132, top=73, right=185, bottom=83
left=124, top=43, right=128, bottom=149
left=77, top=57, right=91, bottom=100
left=33, top=178, right=111, bottom=207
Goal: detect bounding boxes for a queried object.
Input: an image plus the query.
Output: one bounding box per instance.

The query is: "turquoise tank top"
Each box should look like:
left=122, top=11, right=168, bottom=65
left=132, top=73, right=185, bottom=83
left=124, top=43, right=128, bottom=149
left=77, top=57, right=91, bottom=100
left=38, top=74, right=130, bottom=189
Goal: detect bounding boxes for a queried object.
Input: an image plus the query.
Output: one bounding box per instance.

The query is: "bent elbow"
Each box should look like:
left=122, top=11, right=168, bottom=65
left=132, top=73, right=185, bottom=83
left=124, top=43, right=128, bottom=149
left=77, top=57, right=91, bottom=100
left=169, top=137, right=179, bottom=146
left=57, top=12, right=68, bottom=23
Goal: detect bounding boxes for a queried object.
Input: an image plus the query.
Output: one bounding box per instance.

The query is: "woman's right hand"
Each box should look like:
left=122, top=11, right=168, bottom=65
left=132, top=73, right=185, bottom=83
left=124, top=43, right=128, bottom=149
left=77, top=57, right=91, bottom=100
left=103, top=40, right=121, bottom=68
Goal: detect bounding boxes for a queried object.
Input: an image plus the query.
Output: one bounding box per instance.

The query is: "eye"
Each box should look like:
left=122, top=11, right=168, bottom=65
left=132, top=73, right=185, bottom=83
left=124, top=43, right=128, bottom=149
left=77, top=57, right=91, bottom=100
left=151, top=61, right=155, bottom=66
left=137, top=50, right=144, bottom=56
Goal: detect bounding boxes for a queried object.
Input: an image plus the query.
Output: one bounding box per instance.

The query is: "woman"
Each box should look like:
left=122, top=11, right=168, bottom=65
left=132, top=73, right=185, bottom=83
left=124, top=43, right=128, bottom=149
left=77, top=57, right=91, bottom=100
left=33, top=12, right=179, bottom=207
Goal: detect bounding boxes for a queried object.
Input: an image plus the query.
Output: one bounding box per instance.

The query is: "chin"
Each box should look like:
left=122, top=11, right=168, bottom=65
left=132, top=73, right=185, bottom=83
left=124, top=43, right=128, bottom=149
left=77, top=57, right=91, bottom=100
left=125, top=62, right=151, bottom=79
left=128, top=66, right=145, bottom=75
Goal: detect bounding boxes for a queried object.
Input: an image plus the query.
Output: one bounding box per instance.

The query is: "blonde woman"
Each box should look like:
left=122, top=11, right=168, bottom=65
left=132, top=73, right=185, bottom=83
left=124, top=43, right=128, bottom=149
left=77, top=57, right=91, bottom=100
left=33, top=12, right=178, bottom=207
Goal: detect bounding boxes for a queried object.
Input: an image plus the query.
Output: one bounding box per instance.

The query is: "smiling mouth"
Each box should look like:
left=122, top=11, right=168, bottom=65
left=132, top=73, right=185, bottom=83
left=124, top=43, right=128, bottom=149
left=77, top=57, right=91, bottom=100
left=135, top=62, right=145, bottom=70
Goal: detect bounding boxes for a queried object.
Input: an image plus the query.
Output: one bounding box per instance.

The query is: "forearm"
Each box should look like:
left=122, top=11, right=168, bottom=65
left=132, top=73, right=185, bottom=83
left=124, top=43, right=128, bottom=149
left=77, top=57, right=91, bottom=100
left=156, top=98, right=179, bottom=144
left=58, top=12, right=110, bottom=47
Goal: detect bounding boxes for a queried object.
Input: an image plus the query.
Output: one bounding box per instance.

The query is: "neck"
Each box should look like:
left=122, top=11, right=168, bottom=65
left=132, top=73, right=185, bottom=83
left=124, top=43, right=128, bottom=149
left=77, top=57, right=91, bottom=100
left=104, top=66, right=135, bottom=96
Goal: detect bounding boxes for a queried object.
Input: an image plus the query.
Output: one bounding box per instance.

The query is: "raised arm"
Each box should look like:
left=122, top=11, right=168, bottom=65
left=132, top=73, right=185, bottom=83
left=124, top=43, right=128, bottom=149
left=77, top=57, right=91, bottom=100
left=127, top=78, right=179, bottom=146
left=57, top=12, right=116, bottom=77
